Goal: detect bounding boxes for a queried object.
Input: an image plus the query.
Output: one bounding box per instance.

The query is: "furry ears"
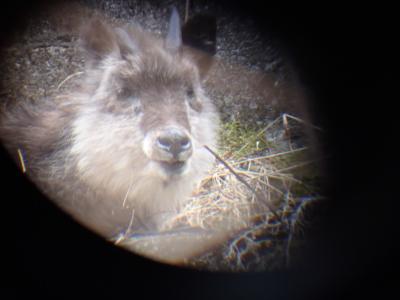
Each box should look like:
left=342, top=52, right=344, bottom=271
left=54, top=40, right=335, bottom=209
left=80, top=7, right=184, bottom=61
left=165, top=7, right=182, bottom=52
left=80, top=18, right=120, bottom=61
left=80, top=7, right=217, bottom=77
left=166, top=6, right=217, bottom=78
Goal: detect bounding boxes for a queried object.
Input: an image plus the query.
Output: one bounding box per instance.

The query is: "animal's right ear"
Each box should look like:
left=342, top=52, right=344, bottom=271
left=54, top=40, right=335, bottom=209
left=165, top=6, right=182, bottom=52
left=80, top=19, right=120, bottom=63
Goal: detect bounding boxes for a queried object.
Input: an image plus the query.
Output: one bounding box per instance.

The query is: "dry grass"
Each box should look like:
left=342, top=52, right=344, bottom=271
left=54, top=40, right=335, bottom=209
left=119, top=113, right=324, bottom=271
left=164, top=147, right=304, bottom=231
left=174, top=114, right=323, bottom=270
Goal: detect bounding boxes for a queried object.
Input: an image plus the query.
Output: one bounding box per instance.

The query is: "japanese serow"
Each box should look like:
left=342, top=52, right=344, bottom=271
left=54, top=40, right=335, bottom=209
left=0, top=9, right=219, bottom=238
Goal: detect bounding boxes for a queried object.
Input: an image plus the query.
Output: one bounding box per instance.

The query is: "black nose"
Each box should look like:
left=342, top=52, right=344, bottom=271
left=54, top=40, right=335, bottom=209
left=156, top=128, right=192, bottom=159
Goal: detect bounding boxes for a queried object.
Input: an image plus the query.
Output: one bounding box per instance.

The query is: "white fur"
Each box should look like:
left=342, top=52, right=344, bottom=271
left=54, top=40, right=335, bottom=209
left=69, top=88, right=218, bottom=230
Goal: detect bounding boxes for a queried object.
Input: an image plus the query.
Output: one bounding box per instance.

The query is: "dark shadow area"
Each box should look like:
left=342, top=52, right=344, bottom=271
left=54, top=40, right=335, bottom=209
left=1, top=1, right=397, bottom=299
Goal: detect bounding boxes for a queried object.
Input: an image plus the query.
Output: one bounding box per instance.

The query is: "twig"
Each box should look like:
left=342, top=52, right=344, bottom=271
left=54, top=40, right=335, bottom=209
left=57, top=71, right=84, bottom=90
left=122, top=178, right=134, bottom=208
left=275, top=159, right=318, bottom=173
left=232, top=147, right=308, bottom=165
left=204, top=145, right=280, bottom=220
left=282, top=113, right=323, bottom=132
left=114, top=208, right=135, bottom=245
left=17, top=148, right=26, bottom=173
left=282, top=113, right=293, bottom=151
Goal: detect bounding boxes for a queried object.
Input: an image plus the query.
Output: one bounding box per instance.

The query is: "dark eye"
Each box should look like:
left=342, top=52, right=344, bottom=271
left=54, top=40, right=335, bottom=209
left=186, top=88, right=203, bottom=112
left=132, top=101, right=142, bottom=115
left=117, top=87, right=132, bottom=100
left=186, top=87, right=195, bottom=99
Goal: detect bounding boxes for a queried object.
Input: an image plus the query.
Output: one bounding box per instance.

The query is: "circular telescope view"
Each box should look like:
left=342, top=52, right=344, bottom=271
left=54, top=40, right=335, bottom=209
left=0, top=0, right=326, bottom=271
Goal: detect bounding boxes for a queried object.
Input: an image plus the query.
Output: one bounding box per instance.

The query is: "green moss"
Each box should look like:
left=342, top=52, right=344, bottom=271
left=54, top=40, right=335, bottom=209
left=218, top=119, right=322, bottom=199
left=219, top=120, right=274, bottom=159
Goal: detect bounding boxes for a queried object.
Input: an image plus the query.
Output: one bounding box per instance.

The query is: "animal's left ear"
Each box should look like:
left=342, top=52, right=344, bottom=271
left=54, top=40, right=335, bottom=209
left=181, top=14, right=217, bottom=80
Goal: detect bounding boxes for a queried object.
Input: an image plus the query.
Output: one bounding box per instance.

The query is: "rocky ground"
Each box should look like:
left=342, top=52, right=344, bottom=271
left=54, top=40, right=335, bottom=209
left=1, top=0, right=308, bottom=122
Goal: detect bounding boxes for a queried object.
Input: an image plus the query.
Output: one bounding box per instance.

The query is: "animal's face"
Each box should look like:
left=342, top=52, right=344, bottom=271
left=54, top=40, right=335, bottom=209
left=71, top=13, right=218, bottom=191
left=96, top=51, right=209, bottom=179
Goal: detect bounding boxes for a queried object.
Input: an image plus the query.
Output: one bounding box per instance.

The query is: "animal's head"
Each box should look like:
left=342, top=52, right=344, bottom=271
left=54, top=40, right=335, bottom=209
left=71, top=8, right=218, bottom=191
